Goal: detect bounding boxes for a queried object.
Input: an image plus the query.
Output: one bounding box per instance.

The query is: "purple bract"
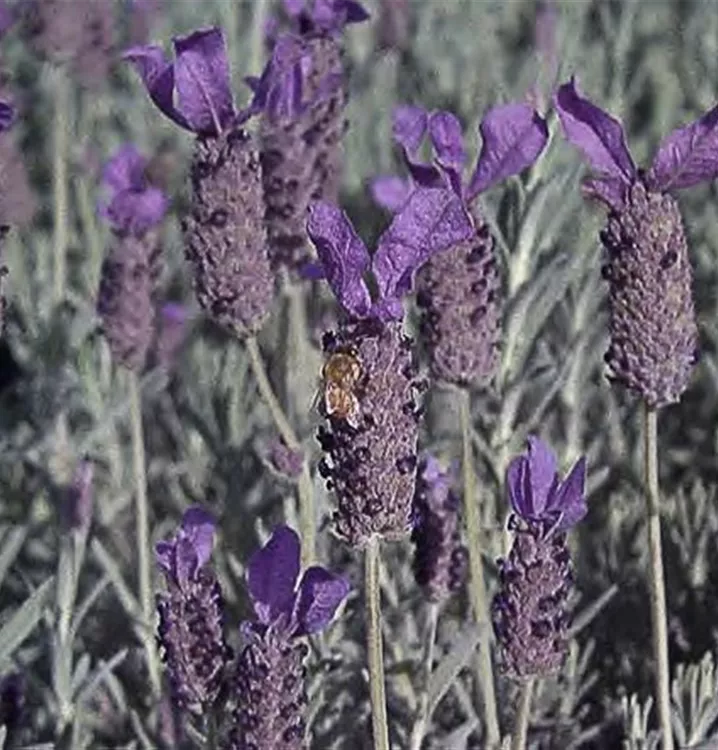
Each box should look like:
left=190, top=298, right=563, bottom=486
left=506, top=435, right=587, bottom=533
left=246, top=525, right=350, bottom=637
left=156, top=506, right=216, bottom=590
left=99, top=144, right=168, bottom=236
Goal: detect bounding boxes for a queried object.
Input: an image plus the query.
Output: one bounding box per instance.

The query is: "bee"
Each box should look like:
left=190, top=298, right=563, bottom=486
left=320, top=349, right=364, bottom=427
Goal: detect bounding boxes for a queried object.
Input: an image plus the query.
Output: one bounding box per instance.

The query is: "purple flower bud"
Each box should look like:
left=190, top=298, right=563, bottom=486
left=0, top=672, right=24, bottom=732
left=22, top=0, right=115, bottom=88
left=155, top=507, right=231, bottom=715
left=555, top=78, right=704, bottom=405
left=230, top=525, right=349, bottom=747
left=0, top=101, right=14, bottom=132
left=99, top=144, right=168, bottom=237
left=182, top=127, right=275, bottom=338
left=411, top=456, right=467, bottom=602
left=492, top=437, right=586, bottom=679
left=64, top=460, right=94, bottom=534
left=267, top=438, right=304, bottom=480
left=96, top=234, right=155, bottom=371
left=150, top=302, right=190, bottom=372
left=317, top=319, right=421, bottom=547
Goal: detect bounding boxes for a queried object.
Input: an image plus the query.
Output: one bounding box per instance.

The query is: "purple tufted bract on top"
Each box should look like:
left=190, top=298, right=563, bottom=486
left=308, top=188, right=473, bottom=547
left=230, top=525, right=349, bottom=749
left=125, top=27, right=275, bottom=339
left=155, top=507, right=231, bottom=716
left=492, top=436, right=586, bottom=680
left=554, top=77, right=714, bottom=407
left=373, top=102, right=548, bottom=385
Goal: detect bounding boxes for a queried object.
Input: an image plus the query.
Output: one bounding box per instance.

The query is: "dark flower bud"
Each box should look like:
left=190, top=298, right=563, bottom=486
left=416, top=217, right=502, bottom=386
left=150, top=302, right=190, bottom=373
left=183, top=128, right=274, bottom=338
left=0, top=672, right=24, bottom=732
left=318, top=318, right=420, bottom=547
left=411, top=455, right=468, bottom=602
left=155, top=508, right=231, bottom=715
left=600, top=182, right=698, bottom=407
left=267, top=438, right=304, bottom=481
left=63, top=459, right=93, bottom=534
left=96, top=233, right=155, bottom=371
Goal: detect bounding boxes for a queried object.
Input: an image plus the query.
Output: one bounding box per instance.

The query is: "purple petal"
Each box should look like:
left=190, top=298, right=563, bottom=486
left=581, top=176, right=627, bottom=211
left=306, top=201, right=372, bottom=317
left=554, top=78, right=636, bottom=187
left=283, top=0, right=305, bottom=15
left=647, top=103, right=718, bottom=191
left=393, top=105, right=428, bottom=155
left=123, top=45, right=189, bottom=130
left=180, top=506, right=216, bottom=569
left=0, top=101, right=14, bottom=132
left=101, top=145, right=145, bottom=192
left=371, top=175, right=414, bottom=213
left=428, top=110, right=466, bottom=171
left=506, top=454, right=530, bottom=519
left=551, top=456, right=587, bottom=531
left=293, top=567, right=350, bottom=635
left=173, top=27, right=235, bottom=135
left=252, top=35, right=306, bottom=121
left=373, top=186, right=474, bottom=304
left=467, top=102, right=549, bottom=200
left=312, top=0, right=370, bottom=30
left=103, top=186, right=168, bottom=235
left=525, top=436, right=557, bottom=517
left=247, top=525, right=301, bottom=625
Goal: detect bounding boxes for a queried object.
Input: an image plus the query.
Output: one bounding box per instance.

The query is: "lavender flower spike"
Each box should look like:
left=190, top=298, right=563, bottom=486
left=126, top=28, right=275, bottom=338
left=375, top=102, right=548, bottom=386
left=412, top=456, right=468, bottom=602
left=492, top=436, right=586, bottom=679
left=555, top=77, right=706, bottom=407
left=308, top=188, right=473, bottom=547
left=253, top=1, right=368, bottom=270
left=156, top=507, right=231, bottom=715
left=230, top=525, right=349, bottom=749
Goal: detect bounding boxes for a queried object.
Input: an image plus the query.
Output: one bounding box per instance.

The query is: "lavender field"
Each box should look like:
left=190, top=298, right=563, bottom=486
left=1, top=0, right=718, bottom=748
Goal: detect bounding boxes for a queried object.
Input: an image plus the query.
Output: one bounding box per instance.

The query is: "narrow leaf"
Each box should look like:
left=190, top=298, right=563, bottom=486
left=0, top=578, right=54, bottom=667
left=427, top=624, right=481, bottom=717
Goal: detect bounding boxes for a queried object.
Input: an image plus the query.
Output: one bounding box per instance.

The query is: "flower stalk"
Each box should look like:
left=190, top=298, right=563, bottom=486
left=129, top=371, right=160, bottom=697
left=643, top=404, right=673, bottom=750
left=459, top=389, right=499, bottom=746
left=52, top=65, right=69, bottom=306
left=245, top=336, right=315, bottom=567
left=511, top=677, right=535, bottom=750
left=366, top=535, right=390, bottom=750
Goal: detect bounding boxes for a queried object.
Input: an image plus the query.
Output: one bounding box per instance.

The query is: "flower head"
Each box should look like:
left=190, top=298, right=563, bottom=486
left=230, top=525, right=349, bottom=748
left=492, top=437, right=586, bottom=680
left=124, top=27, right=242, bottom=136
left=506, top=435, right=587, bottom=534
left=99, top=144, right=168, bottom=236
left=373, top=102, right=547, bottom=385
left=307, top=186, right=474, bottom=323
left=156, top=507, right=231, bottom=714
left=555, top=77, right=705, bottom=406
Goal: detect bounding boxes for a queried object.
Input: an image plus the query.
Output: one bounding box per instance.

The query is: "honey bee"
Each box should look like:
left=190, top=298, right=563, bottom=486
left=319, top=349, right=363, bottom=427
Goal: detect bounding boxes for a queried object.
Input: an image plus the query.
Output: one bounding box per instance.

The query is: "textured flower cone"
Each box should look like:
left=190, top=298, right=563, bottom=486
left=600, top=181, right=698, bottom=407
left=96, top=234, right=154, bottom=371
left=183, top=127, right=274, bottom=338
left=416, top=221, right=501, bottom=386
left=412, top=458, right=468, bottom=602
left=230, top=625, right=309, bottom=750
left=156, top=568, right=230, bottom=715
left=260, top=34, right=346, bottom=270
left=317, top=319, right=421, bottom=547
left=492, top=518, right=572, bottom=679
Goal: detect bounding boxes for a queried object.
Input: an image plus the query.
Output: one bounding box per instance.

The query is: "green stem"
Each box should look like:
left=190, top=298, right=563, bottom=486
left=245, top=336, right=316, bottom=566
left=511, top=678, right=534, bottom=750
left=459, top=389, right=500, bottom=748
left=53, top=66, right=69, bottom=307
left=643, top=404, right=673, bottom=750
left=366, top=536, right=390, bottom=750
left=410, top=602, right=439, bottom=750
left=129, top=372, right=161, bottom=698
left=249, top=0, right=271, bottom=75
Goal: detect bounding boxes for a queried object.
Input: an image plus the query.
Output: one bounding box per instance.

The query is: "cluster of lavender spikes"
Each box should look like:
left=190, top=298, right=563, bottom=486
left=155, top=511, right=349, bottom=747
